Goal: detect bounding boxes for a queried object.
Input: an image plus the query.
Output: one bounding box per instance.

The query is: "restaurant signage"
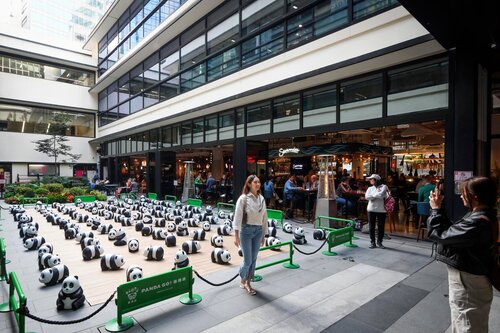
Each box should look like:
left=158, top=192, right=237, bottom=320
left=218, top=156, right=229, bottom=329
left=278, top=147, right=300, bottom=157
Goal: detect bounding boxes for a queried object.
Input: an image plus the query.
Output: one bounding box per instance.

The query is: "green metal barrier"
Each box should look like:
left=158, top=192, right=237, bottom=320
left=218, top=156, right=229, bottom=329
left=316, top=216, right=357, bottom=256
left=187, top=198, right=202, bottom=207
left=164, top=195, right=176, bottom=205
left=216, top=202, right=234, bottom=213
left=0, top=238, right=7, bottom=281
left=106, top=266, right=201, bottom=332
left=252, top=241, right=299, bottom=282
left=147, top=192, right=157, bottom=200
left=266, top=209, right=284, bottom=228
left=0, top=272, right=29, bottom=333
left=20, top=197, right=48, bottom=207
left=74, top=195, right=96, bottom=203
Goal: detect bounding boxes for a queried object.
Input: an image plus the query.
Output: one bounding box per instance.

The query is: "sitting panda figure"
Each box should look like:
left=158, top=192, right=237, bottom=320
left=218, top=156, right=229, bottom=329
left=121, top=218, right=133, bottom=227
left=217, top=211, right=226, bottom=219
left=176, top=221, right=189, bottom=236
left=182, top=240, right=201, bottom=254
left=21, top=224, right=38, bottom=240
left=267, top=219, right=278, bottom=228
left=82, top=245, right=104, bottom=261
left=135, top=222, right=144, bottom=232
left=187, top=218, right=200, bottom=228
left=80, top=237, right=100, bottom=250
left=166, top=222, right=176, bottom=232
left=211, top=248, right=231, bottom=264
left=98, top=224, right=113, bottom=235
left=76, top=232, right=94, bottom=243
left=144, top=245, right=164, bottom=261
left=128, top=239, right=140, bottom=253
left=108, top=228, right=119, bottom=240
left=292, top=227, right=307, bottom=245
left=37, top=244, right=54, bottom=270
left=283, top=222, right=293, bottom=234
left=143, top=214, right=153, bottom=224
left=211, top=235, right=224, bottom=248
left=267, top=226, right=277, bottom=238
left=39, top=264, right=69, bottom=286
left=202, top=222, right=211, bottom=232
left=24, top=236, right=45, bottom=250
left=152, top=229, right=167, bottom=240
left=65, top=228, right=78, bottom=240
left=141, top=226, right=153, bottom=237
left=190, top=229, right=205, bottom=241
left=154, top=218, right=166, bottom=228
left=56, top=276, right=85, bottom=311
left=126, top=265, right=143, bottom=282
left=100, top=254, right=125, bottom=271
left=78, top=214, right=89, bottom=224
left=265, top=237, right=282, bottom=250
left=113, top=229, right=127, bottom=246
left=207, top=216, right=218, bottom=225
left=165, top=233, right=176, bottom=247
left=41, top=253, right=61, bottom=269
left=173, top=250, right=189, bottom=269
left=313, top=229, right=327, bottom=240
left=217, top=225, right=232, bottom=236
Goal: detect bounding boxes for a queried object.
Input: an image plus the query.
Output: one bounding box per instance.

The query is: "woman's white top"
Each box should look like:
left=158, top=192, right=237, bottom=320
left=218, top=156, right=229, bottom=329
left=234, top=192, right=269, bottom=234
left=365, top=185, right=388, bottom=213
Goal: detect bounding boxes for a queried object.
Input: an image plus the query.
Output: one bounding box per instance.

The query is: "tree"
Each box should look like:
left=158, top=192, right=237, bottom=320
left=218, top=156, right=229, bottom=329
left=32, top=113, right=82, bottom=176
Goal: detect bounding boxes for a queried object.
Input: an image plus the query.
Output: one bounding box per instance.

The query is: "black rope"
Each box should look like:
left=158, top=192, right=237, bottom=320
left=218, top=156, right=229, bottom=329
left=292, top=238, right=328, bottom=255
left=16, top=290, right=116, bottom=325
left=0, top=206, right=9, bottom=210
left=193, top=270, right=239, bottom=287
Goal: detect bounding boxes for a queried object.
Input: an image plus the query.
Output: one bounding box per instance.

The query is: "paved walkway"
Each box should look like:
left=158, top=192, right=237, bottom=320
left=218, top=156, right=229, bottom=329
left=1, top=205, right=499, bottom=333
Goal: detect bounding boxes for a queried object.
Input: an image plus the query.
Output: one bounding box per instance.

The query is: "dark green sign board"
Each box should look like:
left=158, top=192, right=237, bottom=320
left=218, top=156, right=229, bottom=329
left=330, top=229, right=352, bottom=247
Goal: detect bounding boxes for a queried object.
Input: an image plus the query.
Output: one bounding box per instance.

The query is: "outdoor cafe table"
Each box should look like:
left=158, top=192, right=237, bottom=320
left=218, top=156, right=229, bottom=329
left=291, top=188, right=318, bottom=223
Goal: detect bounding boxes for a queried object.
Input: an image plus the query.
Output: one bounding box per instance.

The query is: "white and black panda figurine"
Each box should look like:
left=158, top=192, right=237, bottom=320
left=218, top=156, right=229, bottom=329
left=82, top=245, right=104, bottom=261
left=267, top=219, right=278, bottom=228
left=39, top=264, right=69, bottom=286
left=80, top=237, right=100, bottom=250
left=202, top=222, right=211, bottom=232
left=211, top=248, right=231, bottom=264
left=166, top=222, right=176, bottom=232
left=65, top=228, right=78, bottom=240
left=98, top=224, right=113, bottom=235
left=37, top=244, right=54, bottom=270
left=135, top=222, right=144, bottom=232
left=113, top=229, right=127, bottom=246
left=143, top=214, right=153, bottom=224
left=181, top=240, right=201, bottom=254
left=56, top=275, right=85, bottom=311
left=173, top=250, right=189, bottom=269
left=41, top=253, right=61, bottom=269
left=76, top=232, right=93, bottom=243
left=100, top=254, right=125, bottom=271
left=210, top=235, right=224, bottom=248
left=176, top=221, right=189, bottom=236
left=141, top=226, right=153, bottom=237
left=20, top=224, right=37, bottom=240
left=217, top=225, right=232, bottom=236
left=165, top=233, right=176, bottom=247
left=265, top=237, right=282, bottom=250
left=313, top=229, right=327, bottom=240
left=128, top=238, right=140, bottom=253
left=144, top=245, right=164, bottom=261
left=283, top=222, right=293, bottom=234
left=152, top=229, right=166, bottom=240
left=217, top=211, right=226, bottom=219
left=267, top=226, right=277, bottom=238
left=24, top=236, right=45, bottom=250
left=292, top=227, right=307, bottom=245
left=190, top=229, right=205, bottom=241
left=207, top=216, right=218, bottom=225
left=126, top=265, right=143, bottom=282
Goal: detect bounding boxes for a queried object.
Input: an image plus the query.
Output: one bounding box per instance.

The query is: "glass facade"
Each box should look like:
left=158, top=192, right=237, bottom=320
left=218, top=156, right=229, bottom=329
left=0, top=54, right=95, bottom=86
left=101, top=57, right=448, bottom=156
left=0, top=103, right=95, bottom=138
left=98, top=0, right=400, bottom=125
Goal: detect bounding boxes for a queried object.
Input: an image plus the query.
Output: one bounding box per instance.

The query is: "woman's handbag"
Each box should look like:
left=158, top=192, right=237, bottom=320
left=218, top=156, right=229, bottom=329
left=384, top=187, right=396, bottom=213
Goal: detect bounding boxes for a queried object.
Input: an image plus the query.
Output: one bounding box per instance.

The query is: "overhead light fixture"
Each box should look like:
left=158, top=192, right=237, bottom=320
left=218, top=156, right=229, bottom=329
left=292, top=5, right=298, bottom=9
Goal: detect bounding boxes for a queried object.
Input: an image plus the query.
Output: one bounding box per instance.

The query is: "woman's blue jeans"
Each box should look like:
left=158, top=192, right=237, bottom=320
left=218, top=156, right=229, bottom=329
left=239, top=225, right=263, bottom=280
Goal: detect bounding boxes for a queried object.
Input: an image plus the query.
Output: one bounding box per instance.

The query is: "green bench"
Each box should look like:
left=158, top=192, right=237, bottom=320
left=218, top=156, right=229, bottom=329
left=74, top=195, right=96, bottom=203
left=187, top=198, right=202, bottom=207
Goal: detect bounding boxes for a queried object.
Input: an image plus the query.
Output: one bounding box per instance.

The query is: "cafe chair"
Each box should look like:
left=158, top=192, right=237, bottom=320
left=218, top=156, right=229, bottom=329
left=416, top=202, right=430, bottom=242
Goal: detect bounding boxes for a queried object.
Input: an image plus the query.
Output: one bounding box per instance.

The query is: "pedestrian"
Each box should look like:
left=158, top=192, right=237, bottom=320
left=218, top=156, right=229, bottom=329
left=233, top=175, right=268, bottom=296
left=427, top=176, right=498, bottom=333
left=365, top=174, right=389, bottom=249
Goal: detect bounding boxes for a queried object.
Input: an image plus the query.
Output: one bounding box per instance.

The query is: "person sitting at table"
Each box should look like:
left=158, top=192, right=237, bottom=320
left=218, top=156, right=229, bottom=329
left=283, top=174, right=303, bottom=218
left=306, top=174, right=318, bottom=190
left=336, top=176, right=355, bottom=215
left=418, top=175, right=435, bottom=203
left=206, top=173, right=218, bottom=202
left=194, top=173, right=205, bottom=198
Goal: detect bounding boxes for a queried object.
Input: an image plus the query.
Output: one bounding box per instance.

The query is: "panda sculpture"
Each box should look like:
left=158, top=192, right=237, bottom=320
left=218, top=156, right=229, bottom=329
left=283, top=222, right=293, bottom=234
left=211, top=248, right=231, bottom=264
left=39, top=264, right=69, bottom=286
left=152, top=229, right=166, bottom=240
left=292, top=227, right=307, bottom=245
left=82, top=245, right=104, bottom=261
left=41, top=253, right=61, bottom=269
left=202, top=222, right=211, bottom=232
left=24, top=236, right=45, bottom=250
left=165, top=233, right=176, bottom=247
left=121, top=218, right=133, bottom=227
left=172, top=250, right=189, bottom=269
left=313, top=229, right=327, bottom=240
left=176, top=221, right=189, bottom=236
left=135, top=222, right=144, bottom=232
left=141, top=226, right=153, bottom=237
left=154, top=218, right=166, bottom=228
left=20, top=224, right=38, bottom=240
left=187, top=218, right=199, bottom=228
left=80, top=237, right=100, bottom=250
left=267, top=219, right=278, bottom=228
left=143, top=214, right=153, bottom=224
left=128, top=238, right=140, bottom=253
left=65, top=228, right=78, bottom=240
left=144, top=245, right=164, bottom=261
left=207, top=216, right=218, bottom=225
left=210, top=235, right=224, bottom=248
left=56, top=275, right=85, bottom=311
left=77, top=214, right=89, bottom=224
left=217, top=225, right=232, bottom=236
left=265, top=237, right=282, bottom=250
left=126, top=265, right=143, bottom=282
left=113, top=229, right=127, bottom=246
left=181, top=240, right=201, bottom=254
left=37, top=244, right=54, bottom=270
left=76, top=232, right=93, bottom=243
left=267, top=226, right=277, bottom=238
left=166, top=222, right=176, bottom=232
left=100, top=254, right=125, bottom=271
left=190, top=229, right=205, bottom=241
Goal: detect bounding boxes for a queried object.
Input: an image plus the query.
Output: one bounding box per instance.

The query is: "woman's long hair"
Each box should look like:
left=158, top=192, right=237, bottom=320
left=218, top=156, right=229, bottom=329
left=461, top=176, right=498, bottom=211
left=241, top=174, right=260, bottom=195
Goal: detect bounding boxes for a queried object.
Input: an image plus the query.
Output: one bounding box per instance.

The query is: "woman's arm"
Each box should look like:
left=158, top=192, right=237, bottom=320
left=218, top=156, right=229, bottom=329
left=427, top=214, right=481, bottom=247
left=233, top=195, right=244, bottom=233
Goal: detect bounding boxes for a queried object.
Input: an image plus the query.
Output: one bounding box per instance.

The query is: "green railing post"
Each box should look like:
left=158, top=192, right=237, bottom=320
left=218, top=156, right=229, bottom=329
left=0, top=238, right=7, bottom=281
left=252, top=241, right=300, bottom=282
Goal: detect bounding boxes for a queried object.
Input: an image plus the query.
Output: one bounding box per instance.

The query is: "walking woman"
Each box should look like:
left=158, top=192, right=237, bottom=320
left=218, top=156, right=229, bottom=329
left=234, top=175, right=269, bottom=295
left=365, top=174, right=388, bottom=249
left=427, top=177, right=498, bottom=333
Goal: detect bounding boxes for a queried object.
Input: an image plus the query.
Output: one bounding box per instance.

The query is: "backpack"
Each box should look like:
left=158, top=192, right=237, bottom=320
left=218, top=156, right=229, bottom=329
left=384, top=186, right=396, bottom=213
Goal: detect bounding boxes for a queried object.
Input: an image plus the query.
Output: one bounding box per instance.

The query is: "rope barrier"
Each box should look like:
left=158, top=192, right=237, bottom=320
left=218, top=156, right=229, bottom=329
left=193, top=270, right=239, bottom=287
left=292, top=238, right=328, bottom=255
left=16, top=290, right=116, bottom=325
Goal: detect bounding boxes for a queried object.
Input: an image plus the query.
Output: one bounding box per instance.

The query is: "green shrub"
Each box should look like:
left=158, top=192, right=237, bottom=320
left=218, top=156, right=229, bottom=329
left=16, top=186, right=35, bottom=198
left=4, top=196, right=21, bottom=204
left=44, top=183, right=64, bottom=193
left=4, top=184, right=19, bottom=198
left=47, top=193, right=67, bottom=204
left=34, top=188, right=49, bottom=196
left=96, top=193, right=107, bottom=201
left=68, top=187, right=86, bottom=196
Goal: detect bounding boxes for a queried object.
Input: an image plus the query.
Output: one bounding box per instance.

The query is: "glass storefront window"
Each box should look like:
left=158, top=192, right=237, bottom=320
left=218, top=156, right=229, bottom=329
left=340, top=74, right=382, bottom=123
left=181, top=121, right=192, bottom=145
left=303, top=85, right=337, bottom=127
left=161, top=126, right=172, bottom=148
left=242, top=23, right=284, bottom=67
left=192, top=118, right=204, bottom=144
left=207, top=47, right=240, bottom=82
left=219, top=111, right=235, bottom=140
left=180, top=64, right=206, bottom=92
left=273, top=94, right=300, bottom=132
left=247, top=102, right=271, bottom=136
left=236, top=107, right=245, bottom=138
left=205, top=116, right=218, bottom=142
